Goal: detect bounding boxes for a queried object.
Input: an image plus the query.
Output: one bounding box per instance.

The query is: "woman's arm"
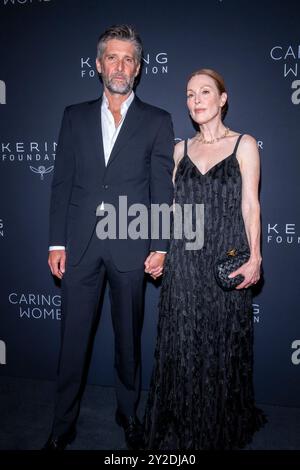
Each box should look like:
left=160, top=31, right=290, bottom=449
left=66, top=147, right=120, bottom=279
left=172, top=140, right=185, bottom=184
left=229, top=134, right=262, bottom=289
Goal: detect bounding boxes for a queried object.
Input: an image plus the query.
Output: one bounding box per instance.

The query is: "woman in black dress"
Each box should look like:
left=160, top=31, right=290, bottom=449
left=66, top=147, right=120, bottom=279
left=144, top=68, right=266, bottom=450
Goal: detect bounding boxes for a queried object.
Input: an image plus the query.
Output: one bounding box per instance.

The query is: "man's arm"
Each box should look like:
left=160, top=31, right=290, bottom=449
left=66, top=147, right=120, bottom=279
left=145, top=112, right=174, bottom=278
left=48, top=107, right=75, bottom=278
left=229, top=135, right=261, bottom=289
left=149, top=112, right=175, bottom=252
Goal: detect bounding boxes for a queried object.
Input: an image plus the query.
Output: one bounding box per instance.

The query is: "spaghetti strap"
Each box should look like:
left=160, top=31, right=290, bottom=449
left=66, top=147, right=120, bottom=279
left=184, top=139, right=188, bottom=156
left=233, top=134, right=244, bottom=154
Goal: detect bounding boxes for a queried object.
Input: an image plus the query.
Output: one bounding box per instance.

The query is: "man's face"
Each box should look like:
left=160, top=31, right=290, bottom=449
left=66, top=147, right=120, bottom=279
left=96, top=39, right=140, bottom=95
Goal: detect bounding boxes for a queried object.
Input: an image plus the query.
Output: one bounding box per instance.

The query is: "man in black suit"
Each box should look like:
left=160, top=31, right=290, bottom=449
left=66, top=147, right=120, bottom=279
left=44, top=25, right=174, bottom=450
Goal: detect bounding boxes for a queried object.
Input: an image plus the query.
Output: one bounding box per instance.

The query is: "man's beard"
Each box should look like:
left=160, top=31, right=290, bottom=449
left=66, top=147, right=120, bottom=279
left=102, top=72, right=135, bottom=95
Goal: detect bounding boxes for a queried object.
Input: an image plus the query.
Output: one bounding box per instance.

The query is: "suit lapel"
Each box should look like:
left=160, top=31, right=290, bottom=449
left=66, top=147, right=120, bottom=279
left=86, top=98, right=106, bottom=170
left=106, top=96, right=144, bottom=168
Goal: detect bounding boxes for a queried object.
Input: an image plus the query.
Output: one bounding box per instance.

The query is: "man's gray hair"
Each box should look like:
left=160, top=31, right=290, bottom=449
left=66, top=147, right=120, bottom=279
left=97, top=24, right=143, bottom=63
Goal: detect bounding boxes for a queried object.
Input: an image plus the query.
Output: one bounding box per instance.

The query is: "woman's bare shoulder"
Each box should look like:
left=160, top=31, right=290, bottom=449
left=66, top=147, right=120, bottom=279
left=238, top=133, right=257, bottom=147
left=173, top=139, right=186, bottom=166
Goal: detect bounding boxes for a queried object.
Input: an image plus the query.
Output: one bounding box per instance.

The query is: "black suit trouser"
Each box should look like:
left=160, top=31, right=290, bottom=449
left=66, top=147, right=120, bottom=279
left=52, top=230, right=145, bottom=436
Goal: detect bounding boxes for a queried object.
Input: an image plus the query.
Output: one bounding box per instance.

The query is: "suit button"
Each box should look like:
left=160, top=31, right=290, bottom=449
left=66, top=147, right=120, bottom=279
left=103, top=184, right=109, bottom=189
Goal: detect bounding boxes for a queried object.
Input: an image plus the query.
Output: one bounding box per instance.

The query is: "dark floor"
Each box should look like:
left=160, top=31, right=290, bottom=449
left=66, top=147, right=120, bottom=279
left=0, top=375, right=300, bottom=450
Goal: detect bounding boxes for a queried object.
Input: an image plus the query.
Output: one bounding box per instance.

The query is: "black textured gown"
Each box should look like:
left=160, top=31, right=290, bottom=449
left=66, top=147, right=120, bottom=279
left=144, top=135, right=266, bottom=450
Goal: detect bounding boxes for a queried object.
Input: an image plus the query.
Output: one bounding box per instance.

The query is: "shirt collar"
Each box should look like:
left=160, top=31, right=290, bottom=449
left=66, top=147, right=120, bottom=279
left=101, top=91, right=135, bottom=115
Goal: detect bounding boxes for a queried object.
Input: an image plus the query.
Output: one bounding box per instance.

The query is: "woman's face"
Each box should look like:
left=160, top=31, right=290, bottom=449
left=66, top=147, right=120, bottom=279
left=186, top=74, right=227, bottom=125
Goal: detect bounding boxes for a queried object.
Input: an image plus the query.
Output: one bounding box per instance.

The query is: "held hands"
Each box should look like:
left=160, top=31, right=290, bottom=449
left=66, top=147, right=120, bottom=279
left=144, top=252, right=166, bottom=280
left=48, top=249, right=66, bottom=279
left=228, top=256, right=262, bottom=289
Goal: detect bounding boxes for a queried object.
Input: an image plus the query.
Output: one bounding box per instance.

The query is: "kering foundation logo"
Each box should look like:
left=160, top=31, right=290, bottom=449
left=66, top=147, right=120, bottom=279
left=142, top=52, right=168, bottom=75
left=266, top=223, right=300, bottom=245
left=9, top=292, right=61, bottom=320
left=80, top=52, right=168, bottom=79
left=270, top=44, right=300, bottom=104
left=0, top=340, right=6, bottom=365
left=2, top=0, right=51, bottom=5
left=80, top=57, right=96, bottom=79
left=1, top=141, right=56, bottom=179
left=0, top=218, right=4, bottom=237
left=291, top=340, right=300, bottom=365
left=30, top=165, right=54, bottom=180
left=0, top=80, right=6, bottom=104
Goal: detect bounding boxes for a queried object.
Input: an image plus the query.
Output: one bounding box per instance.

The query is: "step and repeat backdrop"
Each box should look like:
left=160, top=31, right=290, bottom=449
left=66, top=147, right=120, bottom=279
left=0, top=0, right=299, bottom=407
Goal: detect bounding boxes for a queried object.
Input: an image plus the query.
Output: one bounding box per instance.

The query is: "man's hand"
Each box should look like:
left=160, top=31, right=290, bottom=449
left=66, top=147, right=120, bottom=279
left=48, top=249, right=66, bottom=279
left=144, top=252, right=166, bottom=280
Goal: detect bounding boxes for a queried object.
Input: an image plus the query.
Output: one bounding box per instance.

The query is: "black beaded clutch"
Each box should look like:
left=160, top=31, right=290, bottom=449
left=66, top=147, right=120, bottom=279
left=214, top=248, right=250, bottom=290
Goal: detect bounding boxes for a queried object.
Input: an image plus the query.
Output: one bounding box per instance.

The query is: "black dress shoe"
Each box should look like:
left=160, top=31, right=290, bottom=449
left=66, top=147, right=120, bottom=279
left=115, top=409, right=144, bottom=450
left=42, top=428, right=76, bottom=451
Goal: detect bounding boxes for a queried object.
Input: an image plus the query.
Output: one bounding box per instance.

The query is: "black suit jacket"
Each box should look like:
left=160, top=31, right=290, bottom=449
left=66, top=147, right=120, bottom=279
left=49, top=96, right=174, bottom=271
